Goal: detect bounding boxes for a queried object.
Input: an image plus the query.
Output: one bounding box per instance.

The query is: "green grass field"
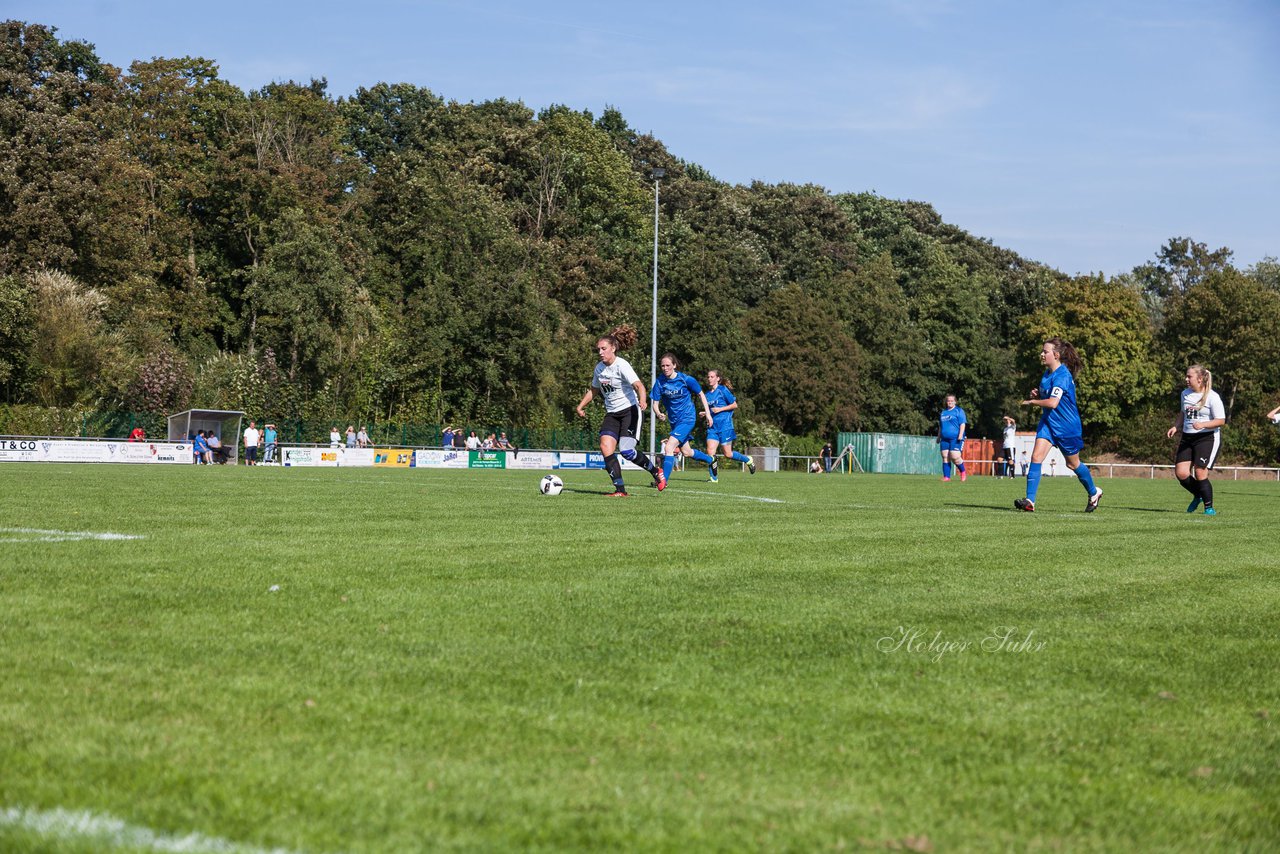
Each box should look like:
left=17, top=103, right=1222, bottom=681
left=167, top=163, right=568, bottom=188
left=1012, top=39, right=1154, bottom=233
left=1, top=463, right=1277, bottom=852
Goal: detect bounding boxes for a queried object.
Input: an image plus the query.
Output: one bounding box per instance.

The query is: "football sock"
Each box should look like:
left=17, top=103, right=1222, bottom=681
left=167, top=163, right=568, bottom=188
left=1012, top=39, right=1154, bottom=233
left=691, top=449, right=714, bottom=465
left=1026, top=463, right=1043, bottom=502
left=1179, top=476, right=1199, bottom=495
left=1199, top=478, right=1213, bottom=508
left=730, top=451, right=751, bottom=464
left=1075, top=463, right=1097, bottom=496
left=604, top=453, right=625, bottom=490
left=943, top=462, right=953, bottom=479
left=956, top=462, right=966, bottom=475
left=662, top=454, right=675, bottom=480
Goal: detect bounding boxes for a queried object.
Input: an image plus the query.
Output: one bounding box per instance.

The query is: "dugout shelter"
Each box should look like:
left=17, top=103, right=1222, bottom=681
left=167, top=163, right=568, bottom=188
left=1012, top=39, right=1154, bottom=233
left=167, top=409, right=246, bottom=464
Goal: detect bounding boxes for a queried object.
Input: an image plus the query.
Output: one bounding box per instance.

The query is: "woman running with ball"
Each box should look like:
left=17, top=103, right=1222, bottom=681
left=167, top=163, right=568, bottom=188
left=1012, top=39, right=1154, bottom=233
left=575, top=324, right=666, bottom=497
left=704, top=369, right=756, bottom=481
left=1014, top=337, right=1103, bottom=513
left=651, top=353, right=716, bottom=483
left=1166, top=364, right=1226, bottom=515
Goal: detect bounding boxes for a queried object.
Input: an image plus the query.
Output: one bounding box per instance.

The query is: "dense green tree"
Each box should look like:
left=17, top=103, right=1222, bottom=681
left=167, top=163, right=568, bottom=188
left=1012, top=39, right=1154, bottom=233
left=0, top=273, right=34, bottom=401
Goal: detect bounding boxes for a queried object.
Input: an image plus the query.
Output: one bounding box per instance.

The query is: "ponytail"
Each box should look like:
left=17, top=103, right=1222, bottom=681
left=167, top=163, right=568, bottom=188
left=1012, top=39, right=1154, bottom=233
left=1188, top=364, right=1213, bottom=409
left=600, top=323, right=637, bottom=352
left=1047, top=337, right=1082, bottom=376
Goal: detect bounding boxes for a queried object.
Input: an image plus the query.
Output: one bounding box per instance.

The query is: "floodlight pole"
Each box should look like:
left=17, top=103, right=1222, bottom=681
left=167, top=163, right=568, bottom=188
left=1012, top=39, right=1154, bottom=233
left=649, top=167, right=664, bottom=456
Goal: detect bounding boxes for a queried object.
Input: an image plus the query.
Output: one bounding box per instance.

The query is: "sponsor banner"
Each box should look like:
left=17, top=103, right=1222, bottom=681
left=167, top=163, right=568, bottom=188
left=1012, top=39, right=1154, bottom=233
left=0, top=439, right=194, bottom=464
left=504, top=451, right=557, bottom=470
left=468, top=450, right=507, bottom=469
left=0, top=439, right=44, bottom=463
left=342, top=449, right=377, bottom=468
left=281, top=446, right=341, bottom=467
left=373, top=448, right=414, bottom=468
left=414, top=449, right=468, bottom=469
left=555, top=452, right=605, bottom=470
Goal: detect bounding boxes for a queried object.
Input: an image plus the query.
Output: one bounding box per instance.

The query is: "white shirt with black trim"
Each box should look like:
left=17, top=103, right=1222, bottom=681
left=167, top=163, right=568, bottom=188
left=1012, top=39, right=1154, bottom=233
left=592, top=357, right=641, bottom=413
left=1181, top=388, right=1225, bottom=434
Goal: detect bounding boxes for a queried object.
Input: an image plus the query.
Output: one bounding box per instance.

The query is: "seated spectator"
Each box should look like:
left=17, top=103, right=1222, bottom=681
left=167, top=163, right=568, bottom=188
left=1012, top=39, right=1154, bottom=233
left=194, top=430, right=210, bottom=464
left=206, top=432, right=226, bottom=464
left=128, top=426, right=146, bottom=442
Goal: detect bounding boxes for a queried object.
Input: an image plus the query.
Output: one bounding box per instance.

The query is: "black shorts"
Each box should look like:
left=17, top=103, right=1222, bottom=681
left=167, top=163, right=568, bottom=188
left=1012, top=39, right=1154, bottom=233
left=1176, top=431, right=1220, bottom=470
left=600, top=406, right=642, bottom=451
left=1002, top=448, right=1014, bottom=461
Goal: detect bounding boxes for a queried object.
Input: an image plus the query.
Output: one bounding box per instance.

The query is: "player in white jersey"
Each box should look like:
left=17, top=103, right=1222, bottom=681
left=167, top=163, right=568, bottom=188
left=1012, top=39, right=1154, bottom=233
left=1165, top=364, right=1226, bottom=515
left=575, top=324, right=665, bottom=497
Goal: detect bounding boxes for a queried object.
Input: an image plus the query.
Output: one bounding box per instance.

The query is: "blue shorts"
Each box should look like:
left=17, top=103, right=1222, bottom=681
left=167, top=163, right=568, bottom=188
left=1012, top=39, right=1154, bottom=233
left=707, top=427, right=736, bottom=444
left=668, top=419, right=697, bottom=446
left=939, top=438, right=965, bottom=453
left=1035, top=423, right=1083, bottom=456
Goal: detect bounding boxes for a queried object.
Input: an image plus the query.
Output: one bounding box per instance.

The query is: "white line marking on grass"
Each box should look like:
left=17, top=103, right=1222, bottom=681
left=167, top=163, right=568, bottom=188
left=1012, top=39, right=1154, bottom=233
left=0, top=805, right=301, bottom=853
left=0, top=527, right=144, bottom=543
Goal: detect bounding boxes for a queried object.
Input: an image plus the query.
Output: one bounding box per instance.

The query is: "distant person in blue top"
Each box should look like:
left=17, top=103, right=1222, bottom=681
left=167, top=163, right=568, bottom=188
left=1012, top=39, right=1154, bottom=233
left=938, top=394, right=967, bottom=482
left=652, top=353, right=716, bottom=483
left=1014, top=337, right=1103, bottom=513
left=704, top=369, right=757, bottom=481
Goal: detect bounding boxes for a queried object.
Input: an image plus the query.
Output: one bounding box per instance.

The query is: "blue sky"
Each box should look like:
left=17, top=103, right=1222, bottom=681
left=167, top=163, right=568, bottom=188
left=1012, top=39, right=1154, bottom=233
left=11, top=0, right=1279, bottom=276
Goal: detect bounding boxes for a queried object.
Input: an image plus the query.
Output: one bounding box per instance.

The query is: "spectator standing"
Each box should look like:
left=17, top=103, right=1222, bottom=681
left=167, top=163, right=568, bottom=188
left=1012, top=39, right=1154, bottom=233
left=820, top=442, right=834, bottom=473
left=263, top=423, right=278, bottom=464
left=128, top=426, right=146, bottom=442
left=345, top=425, right=357, bottom=448
left=357, top=425, right=370, bottom=448
left=329, top=426, right=341, bottom=448
left=442, top=426, right=454, bottom=449
left=452, top=429, right=465, bottom=451
left=243, top=421, right=261, bottom=466
left=1001, top=417, right=1017, bottom=478
left=465, top=431, right=481, bottom=451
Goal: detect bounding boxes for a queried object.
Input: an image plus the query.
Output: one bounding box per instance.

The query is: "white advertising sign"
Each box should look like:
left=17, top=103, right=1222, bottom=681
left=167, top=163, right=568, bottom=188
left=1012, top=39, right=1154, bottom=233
left=504, top=451, right=557, bottom=470
left=414, top=449, right=469, bottom=469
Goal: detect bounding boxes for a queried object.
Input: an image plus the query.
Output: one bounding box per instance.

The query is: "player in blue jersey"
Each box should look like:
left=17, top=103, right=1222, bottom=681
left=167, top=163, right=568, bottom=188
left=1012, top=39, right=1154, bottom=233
left=574, top=324, right=666, bottom=497
left=938, top=394, right=967, bottom=482
left=1014, top=337, right=1103, bottom=513
left=651, top=353, right=716, bottom=483
left=704, top=369, right=756, bottom=481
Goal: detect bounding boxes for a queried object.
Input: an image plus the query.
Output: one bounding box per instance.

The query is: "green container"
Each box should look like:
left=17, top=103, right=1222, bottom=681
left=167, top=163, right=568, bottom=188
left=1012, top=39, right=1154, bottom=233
left=838, top=432, right=938, bottom=475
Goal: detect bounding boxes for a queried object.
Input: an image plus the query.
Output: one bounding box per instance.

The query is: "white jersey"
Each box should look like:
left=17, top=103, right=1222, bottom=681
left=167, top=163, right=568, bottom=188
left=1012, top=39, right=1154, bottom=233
left=1181, top=387, right=1225, bottom=434
left=1003, top=424, right=1016, bottom=447
left=592, top=356, right=641, bottom=413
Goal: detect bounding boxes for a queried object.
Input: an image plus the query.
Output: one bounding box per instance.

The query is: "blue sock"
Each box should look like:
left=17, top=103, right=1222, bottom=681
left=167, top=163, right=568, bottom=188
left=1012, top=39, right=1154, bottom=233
left=957, top=462, right=966, bottom=474
left=730, top=451, right=751, bottom=464
left=1027, top=463, right=1042, bottom=501
left=1076, top=463, right=1097, bottom=496
left=662, top=455, right=674, bottom=479
left=691, top=449, right=713, bottom=464
left=943, top=462, right=952, bottom=479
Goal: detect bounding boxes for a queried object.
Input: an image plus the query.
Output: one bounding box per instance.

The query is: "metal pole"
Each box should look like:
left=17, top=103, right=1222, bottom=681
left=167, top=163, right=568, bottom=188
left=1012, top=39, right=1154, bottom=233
left=650, top=175, right=660, bottom=456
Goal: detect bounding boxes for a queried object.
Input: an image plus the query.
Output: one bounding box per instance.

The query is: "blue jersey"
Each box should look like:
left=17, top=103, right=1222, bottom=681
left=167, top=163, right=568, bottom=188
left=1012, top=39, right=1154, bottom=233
left=1039, top=365, right=1083, bottom=438
left=652, top=372, right=702, bottom=424
left=705, top=385, right=736, bottom=432
left=939, top=406, right=966, bottom=440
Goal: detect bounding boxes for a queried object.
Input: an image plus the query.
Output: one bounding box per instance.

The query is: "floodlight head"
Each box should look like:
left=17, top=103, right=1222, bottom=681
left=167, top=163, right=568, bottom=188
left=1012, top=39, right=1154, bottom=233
left=651, top=167, right=666, bottom=180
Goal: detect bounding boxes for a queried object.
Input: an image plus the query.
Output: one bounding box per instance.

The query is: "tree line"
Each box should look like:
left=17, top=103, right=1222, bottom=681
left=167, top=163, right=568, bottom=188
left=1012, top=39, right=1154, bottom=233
left=2, top=21, right=1278, bottom=461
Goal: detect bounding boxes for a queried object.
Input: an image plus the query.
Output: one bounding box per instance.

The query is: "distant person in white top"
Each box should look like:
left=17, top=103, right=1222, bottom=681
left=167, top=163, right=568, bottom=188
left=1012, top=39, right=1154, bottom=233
left=574, top=323, right=665, bottom=497
left=329, top=426, right=341, bottom=448
left=465, top=431, right=481, bottom=451
left=1166, top=364, right=1226, bottom=515
left=243, top=421, right=260, bottom=466
left=357, top=426, right=370, bottom=448
left=1001, top=416, right=1017, bottom=478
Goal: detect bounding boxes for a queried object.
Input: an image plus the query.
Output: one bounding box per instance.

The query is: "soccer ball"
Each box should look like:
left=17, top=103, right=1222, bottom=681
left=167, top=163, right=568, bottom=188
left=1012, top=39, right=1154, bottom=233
left=540, top=474, right=564, bottom=496
left=1272, top=413, right=1280, bottom=425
